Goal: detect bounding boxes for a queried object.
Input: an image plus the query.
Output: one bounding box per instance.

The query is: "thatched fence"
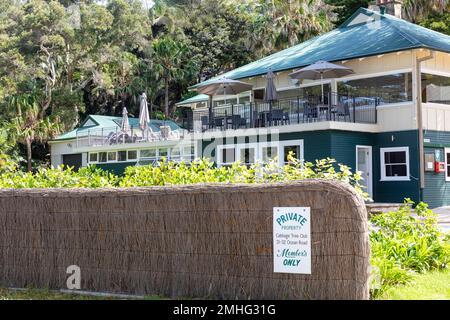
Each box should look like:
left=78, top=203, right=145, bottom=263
left=0, top=180, right=370, bottom=299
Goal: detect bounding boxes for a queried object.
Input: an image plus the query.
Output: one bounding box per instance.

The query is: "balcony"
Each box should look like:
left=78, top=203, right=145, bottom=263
left=182, top=93, right=379, bottom=133
left=75, top=125, right=187, bottom=148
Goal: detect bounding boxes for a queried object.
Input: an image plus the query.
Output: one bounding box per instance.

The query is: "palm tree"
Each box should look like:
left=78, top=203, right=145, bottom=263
left=402, top=0, right=449, bottom=23
left=152, top=37, right=188, bottom=117
left=251, top=0, right=335, bottom=52
left=7, top=93, right=60, bottom=171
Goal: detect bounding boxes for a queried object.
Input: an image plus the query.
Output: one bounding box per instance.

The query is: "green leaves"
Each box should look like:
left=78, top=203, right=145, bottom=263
left=369, top=199, right=450, bottom=297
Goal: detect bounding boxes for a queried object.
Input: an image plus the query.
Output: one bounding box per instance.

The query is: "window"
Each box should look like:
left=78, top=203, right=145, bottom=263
left=238, top=146, right=256, bottom=165
left=99, top=152, right=107, bottom=163
left=89, top=153, right=98, bottom=163
left=261, top=146, right=278, bottom=163
left=107, top=152, right=116, bottom=162
left=446, top=148, right=450, bottom=182
left=171, top=147, right=181, bottom=159
left=301, top=84, right=331, bottom=103
left=338, top=72, right=413, bottom=105
left=128, top=150, right=137, bottom=160
left=421, top=73, right=450, bottom=105
left=181, top=145, right=195, bottom=162
left=140, top=149, right=157, bottom=159
left=278, top=140, right=303, bottom=166
left=380, top=147, right=410, bottom=181
left=218, top=146, right=235, bottom=166
left=159, top=148, right=168, bottom=158
left=118, top=151, right=127, bottom=162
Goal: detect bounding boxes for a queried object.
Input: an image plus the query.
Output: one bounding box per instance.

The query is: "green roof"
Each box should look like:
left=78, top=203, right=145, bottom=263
left=192, top=8, right=450, bottom=88
left=175, top=94, right=209, bottom=106
left=53, top=115, right=182, bottom=141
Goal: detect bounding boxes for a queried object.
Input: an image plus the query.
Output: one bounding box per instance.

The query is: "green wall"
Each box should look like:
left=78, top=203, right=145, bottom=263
left=372, top=130, right=420, bottom=204
left=96, top=161, right=137, bottom=175
left=423, top=130, right=450, bottom=208
left=200, top=129, right=421, bottom=204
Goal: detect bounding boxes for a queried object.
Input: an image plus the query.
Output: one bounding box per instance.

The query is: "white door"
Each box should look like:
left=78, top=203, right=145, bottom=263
left=356, top=146, right=373, bottom=198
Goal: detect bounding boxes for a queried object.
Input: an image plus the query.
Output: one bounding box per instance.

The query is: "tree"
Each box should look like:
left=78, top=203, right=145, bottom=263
left=152, top=37, right=190, bottom=117
left=6, top=93, right=60, bottom=171
left=402, top=0, right=449, bottom=23
left=420, top=11, right=450, bottom=35
left=325, top=0, right=370, bottom=26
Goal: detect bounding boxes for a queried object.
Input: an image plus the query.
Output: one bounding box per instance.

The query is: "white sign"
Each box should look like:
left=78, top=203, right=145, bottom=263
left=273, top=207, right=311, bottom=274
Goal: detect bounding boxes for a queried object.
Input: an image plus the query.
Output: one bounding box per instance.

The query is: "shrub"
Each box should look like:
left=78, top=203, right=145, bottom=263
left=369, top=199, right=450, bottom=297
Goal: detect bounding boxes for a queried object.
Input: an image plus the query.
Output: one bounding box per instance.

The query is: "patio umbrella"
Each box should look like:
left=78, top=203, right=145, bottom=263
left=193, top=77, right=253, bottom=127
left=264, top=69, right=277, bottom=125
left=120, top=107, right=130, bottom=133
left=289, top=60, right=354, bottom=103
left=139, top=93, right=150, bottom=139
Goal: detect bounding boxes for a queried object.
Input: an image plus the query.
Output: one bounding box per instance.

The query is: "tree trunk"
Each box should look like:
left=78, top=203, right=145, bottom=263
left=26, top=138, right=32, bottom=172
left=164, top=77, right=169, bottom=118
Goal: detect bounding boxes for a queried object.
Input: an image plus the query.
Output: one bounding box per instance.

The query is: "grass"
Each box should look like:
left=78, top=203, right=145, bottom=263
left=375, top=268, right=450, bottom=300
left=2, top=270, right=449, bottom=300
left=0, top=288, right=158, bottom=300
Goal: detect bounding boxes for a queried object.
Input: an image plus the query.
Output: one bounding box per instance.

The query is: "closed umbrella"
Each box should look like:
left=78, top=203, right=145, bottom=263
left=120, top=107, right=130, bottom=133
left=289, top=60, right=354, bottom=103
left=264, top=69, right=277, bottom=126
left=139, top=93, right=150, bottom=139
left=193, top=77, right=253, bottom=128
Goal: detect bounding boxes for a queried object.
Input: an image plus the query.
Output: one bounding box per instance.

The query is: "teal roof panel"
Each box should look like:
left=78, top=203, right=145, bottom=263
left=192, top=8, right=450, bottom=88
left=53, top=115, right=182, bottom=141
left=175, top=94, right=209, bottom=105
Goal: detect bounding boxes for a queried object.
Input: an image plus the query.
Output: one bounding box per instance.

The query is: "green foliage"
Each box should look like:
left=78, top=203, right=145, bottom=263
left=0, top=156, right=367, bottom=200
left=369, top=199, right=450, bottom=297
left=420, top=11, right=450, bottom=35
left=325, top=0, right=370, bottom=25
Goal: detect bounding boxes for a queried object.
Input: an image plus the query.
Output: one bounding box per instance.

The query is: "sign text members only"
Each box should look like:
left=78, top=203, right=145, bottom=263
left=273, top=207, right=311, bottom=274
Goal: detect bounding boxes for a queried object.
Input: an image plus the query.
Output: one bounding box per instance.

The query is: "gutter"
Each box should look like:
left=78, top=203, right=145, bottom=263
left=415, top=49, right=435, bottom=191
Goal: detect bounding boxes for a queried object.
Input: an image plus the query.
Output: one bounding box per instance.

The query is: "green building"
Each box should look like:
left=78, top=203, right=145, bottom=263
left=51, top=8, right=450, bottom=208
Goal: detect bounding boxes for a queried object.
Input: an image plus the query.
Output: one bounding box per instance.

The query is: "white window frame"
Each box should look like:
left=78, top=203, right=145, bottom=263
left=88, top=152, right=98, bottom=164
left=258, top=142, right=280, bottom=164
left=217, top=145, right=237, bottom=167
left=380, top=146, right=410, bottom=181
left=279, top=139, right=304, bottom=166
left=445, top=147, right=450, bottom=182
left=236, top=143, right=259, bottom=165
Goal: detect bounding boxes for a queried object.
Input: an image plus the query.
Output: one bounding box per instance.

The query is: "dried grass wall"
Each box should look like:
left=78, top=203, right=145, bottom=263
left=0, top=180, right=370, bottom=299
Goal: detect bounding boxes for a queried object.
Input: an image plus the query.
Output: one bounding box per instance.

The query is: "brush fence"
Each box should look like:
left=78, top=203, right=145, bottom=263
left=0, top=180, right=370, bottom=299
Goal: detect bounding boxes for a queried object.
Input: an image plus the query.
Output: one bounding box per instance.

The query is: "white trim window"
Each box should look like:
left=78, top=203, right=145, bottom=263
left=279, top=139, right=304, bottom=165
left=237, top=144, right=258, bottom=165
left=259, top=142, right=279, bottom=164
left=89, top=152, right=98, bottom=163
left=217, top=145, right=236, bottom=166
left=445, top=148, right=450, bottom=182
left=380, top=147, right=410, bottom=181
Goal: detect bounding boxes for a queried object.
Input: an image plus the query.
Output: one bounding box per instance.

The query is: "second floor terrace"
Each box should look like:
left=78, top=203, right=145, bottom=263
left=180, top=92, right=381, bottom=133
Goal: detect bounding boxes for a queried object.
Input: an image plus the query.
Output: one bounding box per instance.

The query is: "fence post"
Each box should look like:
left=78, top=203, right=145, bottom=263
left=297, top=96, right=300, bottom=124
left=375, top=98, right=378, bottom=124
left=353, top=96, right=356, bottom=123
left=250, top=102, right=253, bottom=128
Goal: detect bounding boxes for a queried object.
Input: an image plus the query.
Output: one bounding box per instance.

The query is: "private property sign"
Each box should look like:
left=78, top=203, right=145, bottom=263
left=273, top=207, right=311, bottom=274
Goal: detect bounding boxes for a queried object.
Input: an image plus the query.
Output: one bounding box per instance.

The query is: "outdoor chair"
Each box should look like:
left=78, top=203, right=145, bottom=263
left=252, top=111, right=262, bottom=127
left=268, top=109, right=284, bottom=126
left=231, top=114, right=247, bottom=129
left=283, top=112, right=290, bottom=125
left=331, top=102, right=351, bottom=122
left=214, top=117, right=225, bottom=129
left=200, top=116, right=209, bottom=131
left=303, top=103, right=318, bottom=122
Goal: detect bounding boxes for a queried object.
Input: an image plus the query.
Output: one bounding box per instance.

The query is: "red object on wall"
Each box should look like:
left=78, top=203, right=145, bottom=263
left=435, top=162, right=446, bottom=173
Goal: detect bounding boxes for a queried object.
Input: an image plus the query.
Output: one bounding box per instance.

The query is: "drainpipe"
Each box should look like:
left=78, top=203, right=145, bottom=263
left=415, top=49, right=435, bottom=194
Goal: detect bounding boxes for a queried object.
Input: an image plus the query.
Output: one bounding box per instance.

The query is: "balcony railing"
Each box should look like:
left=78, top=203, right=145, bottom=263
left=75, top=125, right=187, bottom=148
left=182, top=93, right=379, bottom=133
